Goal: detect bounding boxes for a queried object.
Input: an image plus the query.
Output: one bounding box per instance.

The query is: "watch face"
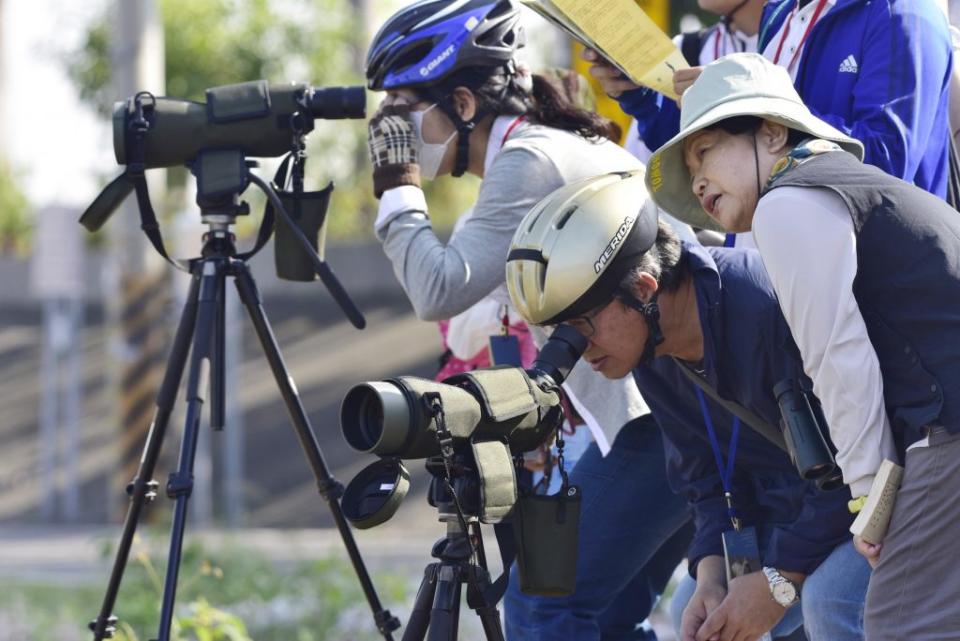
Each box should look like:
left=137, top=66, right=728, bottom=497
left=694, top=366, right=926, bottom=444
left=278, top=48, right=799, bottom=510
left=772, top=581, right=797, bottom=606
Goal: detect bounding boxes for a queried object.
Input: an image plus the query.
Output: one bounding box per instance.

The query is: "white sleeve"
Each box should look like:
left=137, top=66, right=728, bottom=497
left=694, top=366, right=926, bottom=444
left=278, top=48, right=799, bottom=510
left=375, top=185, right=428, bottom=232
left=752, top=186, right=898, bottom=497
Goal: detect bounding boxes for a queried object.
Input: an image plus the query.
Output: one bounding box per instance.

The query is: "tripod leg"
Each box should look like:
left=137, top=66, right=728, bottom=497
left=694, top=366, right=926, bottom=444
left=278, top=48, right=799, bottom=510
left=209, top=266, right=226, bottom=430
left=231, top=263, right=400, bottom=640
left=465, top=567, right=506, bottom=641
left=89, top=273, right=202, bottom=641
left=474, top=605, right=506, bottom=641
left=155, top=261, right=224, bottom=641
left=401, top=565, right=439, bottom=641
left=426, top=565, right=463, bottom=641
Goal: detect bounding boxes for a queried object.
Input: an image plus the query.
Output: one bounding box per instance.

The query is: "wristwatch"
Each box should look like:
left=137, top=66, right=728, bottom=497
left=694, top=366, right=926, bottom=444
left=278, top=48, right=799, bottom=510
left=762, top=566, right=799, bottom=608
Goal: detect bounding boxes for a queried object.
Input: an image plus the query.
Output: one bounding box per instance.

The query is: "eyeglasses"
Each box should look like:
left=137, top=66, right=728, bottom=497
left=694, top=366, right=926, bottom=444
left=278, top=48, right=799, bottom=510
left=548, top=302, right=609, bottom=339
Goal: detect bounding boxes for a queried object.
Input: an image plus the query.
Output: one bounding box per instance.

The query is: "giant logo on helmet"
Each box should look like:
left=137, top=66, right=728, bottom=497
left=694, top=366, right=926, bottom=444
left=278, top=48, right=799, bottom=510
left=421, top=44, right=457, bottom=77
left=594, top=217, right=634, bottom=274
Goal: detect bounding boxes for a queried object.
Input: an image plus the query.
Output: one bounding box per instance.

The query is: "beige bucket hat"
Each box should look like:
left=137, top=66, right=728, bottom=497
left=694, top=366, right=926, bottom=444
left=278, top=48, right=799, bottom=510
left=644, top=52, right=864, bottom=231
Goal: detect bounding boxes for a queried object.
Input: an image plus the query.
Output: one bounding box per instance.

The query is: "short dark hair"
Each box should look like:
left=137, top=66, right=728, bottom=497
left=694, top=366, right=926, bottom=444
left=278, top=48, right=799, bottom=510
left=706, top=115, right=808, bottom=148
left=618, top=220, right=686, bottom=296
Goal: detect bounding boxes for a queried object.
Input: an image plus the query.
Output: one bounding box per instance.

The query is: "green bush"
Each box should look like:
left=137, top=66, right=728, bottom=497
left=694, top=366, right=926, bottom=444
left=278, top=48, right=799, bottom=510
left=0, top=532, right=409, bottom=641
left=0, top=159, right=31, bottom=255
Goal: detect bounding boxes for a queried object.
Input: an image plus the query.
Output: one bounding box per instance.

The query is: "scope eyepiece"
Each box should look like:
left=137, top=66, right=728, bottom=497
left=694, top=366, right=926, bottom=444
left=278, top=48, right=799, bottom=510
left=308, top=86, right=366, bottom=120
left=531, top=324, right=588, bottom=389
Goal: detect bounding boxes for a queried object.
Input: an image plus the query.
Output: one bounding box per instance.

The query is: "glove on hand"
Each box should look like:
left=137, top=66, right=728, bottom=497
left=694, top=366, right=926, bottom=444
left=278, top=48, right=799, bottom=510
left=367, top=103, right=421, bottom=198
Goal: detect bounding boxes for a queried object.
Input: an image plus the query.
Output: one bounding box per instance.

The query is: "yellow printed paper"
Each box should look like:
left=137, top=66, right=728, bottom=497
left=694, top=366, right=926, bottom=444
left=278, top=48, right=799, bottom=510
left=523, top=0, right=687, bottom=100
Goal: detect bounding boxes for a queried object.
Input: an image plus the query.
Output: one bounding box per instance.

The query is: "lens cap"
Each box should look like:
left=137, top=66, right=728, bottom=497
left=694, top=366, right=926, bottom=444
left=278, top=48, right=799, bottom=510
left=341, top=458, right=410, bottom=529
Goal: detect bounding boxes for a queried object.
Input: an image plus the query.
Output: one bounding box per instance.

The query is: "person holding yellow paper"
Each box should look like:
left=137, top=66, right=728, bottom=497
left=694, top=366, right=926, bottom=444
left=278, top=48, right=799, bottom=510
left=588, top=0, right=953, bottom=200
left=522, top=0, right=688, bottom=100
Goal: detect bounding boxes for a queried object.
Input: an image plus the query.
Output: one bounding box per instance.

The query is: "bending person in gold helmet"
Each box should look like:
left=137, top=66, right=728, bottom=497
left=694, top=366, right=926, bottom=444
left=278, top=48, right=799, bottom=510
left=506, top=170, right=868, bottom=641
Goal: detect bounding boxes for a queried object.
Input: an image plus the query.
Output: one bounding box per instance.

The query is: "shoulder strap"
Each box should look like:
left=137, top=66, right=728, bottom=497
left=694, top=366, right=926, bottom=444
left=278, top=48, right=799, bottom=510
left=680, top=29, right=707, bottom=66
left=482, top=521, right=517, bottom=604
left=673, top=358, right=788, bottom=451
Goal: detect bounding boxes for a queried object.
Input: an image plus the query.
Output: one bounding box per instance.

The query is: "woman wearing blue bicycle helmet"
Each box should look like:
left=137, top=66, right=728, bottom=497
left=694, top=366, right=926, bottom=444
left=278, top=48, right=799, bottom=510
left=366, top=2, right=693, bottom=640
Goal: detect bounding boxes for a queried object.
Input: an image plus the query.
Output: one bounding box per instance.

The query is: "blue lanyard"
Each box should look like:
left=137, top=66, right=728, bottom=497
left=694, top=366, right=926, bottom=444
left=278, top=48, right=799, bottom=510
left=723, top=233, right=737, bottom=248
left=695, top=387, right=742, bottom=530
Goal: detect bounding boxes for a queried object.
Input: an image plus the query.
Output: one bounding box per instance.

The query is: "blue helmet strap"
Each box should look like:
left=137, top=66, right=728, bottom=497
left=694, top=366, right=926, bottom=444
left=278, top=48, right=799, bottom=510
left=617, top=287, right=664, bottom=364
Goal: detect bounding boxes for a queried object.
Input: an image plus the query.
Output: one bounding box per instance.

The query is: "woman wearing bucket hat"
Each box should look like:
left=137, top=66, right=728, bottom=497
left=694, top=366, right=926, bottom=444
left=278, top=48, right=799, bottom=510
left=365, top=2, right=693, bottom=639
left=646, top=51, right=960, bottom=639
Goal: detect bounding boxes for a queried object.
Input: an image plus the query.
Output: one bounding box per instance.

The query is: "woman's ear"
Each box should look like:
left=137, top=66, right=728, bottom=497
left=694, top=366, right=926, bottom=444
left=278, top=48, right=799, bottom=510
left=450, top=87, right=478, bottom=121
left=759, top=119, right=790, bottom=154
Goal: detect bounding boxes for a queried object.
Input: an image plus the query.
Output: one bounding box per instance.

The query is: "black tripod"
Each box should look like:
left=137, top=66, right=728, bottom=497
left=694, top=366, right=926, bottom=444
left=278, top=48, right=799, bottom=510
left=402, top=458, right=507, bottom=641
left=88, top=183, right=400, bottom=641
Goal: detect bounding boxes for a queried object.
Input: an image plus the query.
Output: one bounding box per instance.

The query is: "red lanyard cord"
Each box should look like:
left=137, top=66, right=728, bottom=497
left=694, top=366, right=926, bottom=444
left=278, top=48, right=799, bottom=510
left=501, top=116, right=525, bottom=147
left=772, top=0, right=829, bottom=72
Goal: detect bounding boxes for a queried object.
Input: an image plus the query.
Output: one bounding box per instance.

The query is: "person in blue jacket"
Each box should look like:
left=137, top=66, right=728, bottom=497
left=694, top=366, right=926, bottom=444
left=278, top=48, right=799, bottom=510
left=505, top=171, right=870, bottom=641
left=588, top=0, right=953, bottom=198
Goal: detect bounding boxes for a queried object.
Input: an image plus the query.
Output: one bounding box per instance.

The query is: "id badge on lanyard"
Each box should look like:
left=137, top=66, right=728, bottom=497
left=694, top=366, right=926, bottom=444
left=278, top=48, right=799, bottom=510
left=488, top=306, right=522, bottom=367
left=721, top=527, right=772, bottom=641
left=694, top=387, right=767, bottom=585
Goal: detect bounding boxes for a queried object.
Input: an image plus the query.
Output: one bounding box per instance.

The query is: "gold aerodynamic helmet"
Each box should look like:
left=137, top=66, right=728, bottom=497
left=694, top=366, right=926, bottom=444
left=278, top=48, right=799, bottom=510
left=506, top=170, right=660, bottom=326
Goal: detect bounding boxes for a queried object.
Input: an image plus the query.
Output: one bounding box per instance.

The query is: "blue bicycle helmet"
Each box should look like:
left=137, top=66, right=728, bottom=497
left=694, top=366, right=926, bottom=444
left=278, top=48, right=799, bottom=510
left=366, top=0, right=524, bottom=91
left=366, top=1, right=525, bottom=177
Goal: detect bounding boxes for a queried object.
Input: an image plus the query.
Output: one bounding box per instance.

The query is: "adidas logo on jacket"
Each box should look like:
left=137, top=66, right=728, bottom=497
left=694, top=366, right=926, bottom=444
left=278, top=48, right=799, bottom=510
left=838, top=54, right=858, bottom=73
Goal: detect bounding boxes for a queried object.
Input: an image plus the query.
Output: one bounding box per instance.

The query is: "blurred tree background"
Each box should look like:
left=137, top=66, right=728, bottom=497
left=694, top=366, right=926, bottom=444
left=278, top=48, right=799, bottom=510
left=0, top=0, right=31, bottom=255
left=0, top=159, right=30, bottom=254
left=0, top=0, right=721, bottom=252
left=64, top=0, right=481, bottom=242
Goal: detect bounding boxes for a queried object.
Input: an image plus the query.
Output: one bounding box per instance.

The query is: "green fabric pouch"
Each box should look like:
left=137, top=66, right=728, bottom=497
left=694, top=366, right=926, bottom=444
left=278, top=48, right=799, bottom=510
left=274, top=183, right=332, bottom=282
left=512, top=480, right=581, bottom=596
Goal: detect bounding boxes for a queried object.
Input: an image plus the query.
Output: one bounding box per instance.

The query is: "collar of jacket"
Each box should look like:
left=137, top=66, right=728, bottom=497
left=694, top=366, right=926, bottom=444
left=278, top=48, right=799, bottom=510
left=678, top=242, right=725, bottom=392
left=758, top=0, right=863, bottom=52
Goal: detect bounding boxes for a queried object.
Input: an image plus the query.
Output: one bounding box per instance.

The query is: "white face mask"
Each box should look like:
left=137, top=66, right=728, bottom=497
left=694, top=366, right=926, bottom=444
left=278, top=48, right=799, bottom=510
left=410, top=104, right=457, bottom=180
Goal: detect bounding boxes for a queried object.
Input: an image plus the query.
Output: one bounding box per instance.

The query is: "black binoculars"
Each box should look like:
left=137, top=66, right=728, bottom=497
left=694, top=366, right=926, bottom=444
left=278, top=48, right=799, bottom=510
left=774, top=379, right=844, bottom=491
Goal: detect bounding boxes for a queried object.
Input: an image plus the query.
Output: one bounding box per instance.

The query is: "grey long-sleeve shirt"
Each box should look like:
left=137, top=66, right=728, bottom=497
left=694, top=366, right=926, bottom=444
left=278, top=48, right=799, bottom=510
left=376, top=119, right=651, bottom=451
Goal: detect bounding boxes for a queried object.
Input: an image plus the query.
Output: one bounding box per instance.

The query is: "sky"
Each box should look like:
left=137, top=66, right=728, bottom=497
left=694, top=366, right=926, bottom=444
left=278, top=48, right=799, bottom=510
left=2, top=0, right=114, bottom=210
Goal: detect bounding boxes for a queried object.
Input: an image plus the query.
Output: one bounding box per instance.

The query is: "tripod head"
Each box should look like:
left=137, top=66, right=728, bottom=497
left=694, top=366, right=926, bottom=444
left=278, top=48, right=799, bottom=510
left=425, top=453, right=490, bottom=523
left=79, top=81, right=368, bottom=328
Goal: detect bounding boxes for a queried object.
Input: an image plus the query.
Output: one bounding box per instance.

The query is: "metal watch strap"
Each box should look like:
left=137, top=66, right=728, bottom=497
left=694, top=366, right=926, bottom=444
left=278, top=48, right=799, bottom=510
left=762, top=566, right=799, bottom=607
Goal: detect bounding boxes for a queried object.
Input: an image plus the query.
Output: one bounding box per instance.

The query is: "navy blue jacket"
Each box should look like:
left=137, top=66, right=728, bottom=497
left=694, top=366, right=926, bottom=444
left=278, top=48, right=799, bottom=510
left=621, top=0, right=952, bottom=197
left=633, top=244, right=853, bottom=577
